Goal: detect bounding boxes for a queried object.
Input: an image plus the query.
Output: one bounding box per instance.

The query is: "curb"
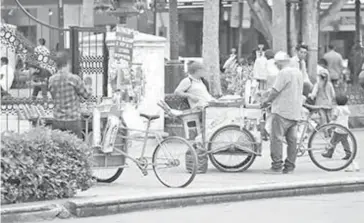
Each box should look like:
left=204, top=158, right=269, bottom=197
left=2, top=177, right=364, bottom=223
left=1, top=204, right=71, bottom=223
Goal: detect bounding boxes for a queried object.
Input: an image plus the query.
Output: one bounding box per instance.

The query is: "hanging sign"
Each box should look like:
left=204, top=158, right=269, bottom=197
left=114, top=25, right=134, bottom=64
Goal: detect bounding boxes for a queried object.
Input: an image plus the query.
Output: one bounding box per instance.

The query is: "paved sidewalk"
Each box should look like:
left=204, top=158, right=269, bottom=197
left=1, top=131, right=364, bottom=223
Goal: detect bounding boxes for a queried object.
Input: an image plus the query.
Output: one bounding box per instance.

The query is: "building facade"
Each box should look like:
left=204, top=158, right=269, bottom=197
left=1, top=0, right=363, bottom=60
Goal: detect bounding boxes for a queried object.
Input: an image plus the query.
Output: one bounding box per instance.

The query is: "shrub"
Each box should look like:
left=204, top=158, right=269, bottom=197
left=1, top=127, right=95, bottom=204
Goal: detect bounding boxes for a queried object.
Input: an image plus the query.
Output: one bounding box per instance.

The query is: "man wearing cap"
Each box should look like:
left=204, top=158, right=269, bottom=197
left=262, top=51, right=304, bottom=174
left=48, top=51, right=91, bottom=138
left=175, top=61, right=216, bottom=109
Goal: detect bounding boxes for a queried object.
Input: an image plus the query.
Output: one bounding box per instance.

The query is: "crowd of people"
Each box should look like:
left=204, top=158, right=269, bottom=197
left=175, top=43, right=355, bottom=174
left=1, top=38, right=51, bottom=99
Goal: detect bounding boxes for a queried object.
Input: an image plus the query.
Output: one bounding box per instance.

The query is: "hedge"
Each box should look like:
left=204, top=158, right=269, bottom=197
left=1, top=127, right=95, bottom=204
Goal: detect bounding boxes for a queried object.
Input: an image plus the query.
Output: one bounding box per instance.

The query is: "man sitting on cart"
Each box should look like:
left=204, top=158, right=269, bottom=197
left=48, top=51, right=92, bottom=138
left=174, top=61, right=216, bottom=110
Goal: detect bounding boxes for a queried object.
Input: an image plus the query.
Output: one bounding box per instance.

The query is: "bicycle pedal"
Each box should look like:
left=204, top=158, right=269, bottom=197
left=141, top=169, right=148, bottom=176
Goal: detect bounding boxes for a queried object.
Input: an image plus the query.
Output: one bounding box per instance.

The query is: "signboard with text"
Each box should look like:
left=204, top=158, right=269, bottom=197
left=115, top=25, right=134, bottom=64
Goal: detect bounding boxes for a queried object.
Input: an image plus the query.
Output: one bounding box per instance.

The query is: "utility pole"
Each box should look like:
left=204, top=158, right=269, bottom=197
left=237, top=0, right=244, bottom=59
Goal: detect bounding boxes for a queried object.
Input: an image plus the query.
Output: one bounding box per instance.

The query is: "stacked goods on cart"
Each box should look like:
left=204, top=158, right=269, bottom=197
left=17, top=104, right=49, bottom=121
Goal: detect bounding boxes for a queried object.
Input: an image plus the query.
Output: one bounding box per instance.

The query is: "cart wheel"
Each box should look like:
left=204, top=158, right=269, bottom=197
left=152, top=136, right=197, bottom=188
left=86, top=131, right=126, bottom=183
left=207, top=124, right=257, bottom=172
left=308, top=123, right=357, bottom=172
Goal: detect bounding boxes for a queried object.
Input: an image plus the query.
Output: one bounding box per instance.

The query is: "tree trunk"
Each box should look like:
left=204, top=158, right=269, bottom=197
left=169, top=0, right=179, bottom=60
left=302, top=0, right=319, bottom=84
left=249, top=0, right=347, bottom=48
left=202, top=0, right=221, bottom=96
left=272, top=0, right=287, bottom=52
left=247, top=0, right=272, bottom=48
left=319, top=0, right=347, bottom=29
left=288, top=3, right=299, bottom=55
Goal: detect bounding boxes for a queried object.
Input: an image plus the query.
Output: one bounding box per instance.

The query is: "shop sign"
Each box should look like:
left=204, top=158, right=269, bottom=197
left=114, top=25, right=134, bottom=64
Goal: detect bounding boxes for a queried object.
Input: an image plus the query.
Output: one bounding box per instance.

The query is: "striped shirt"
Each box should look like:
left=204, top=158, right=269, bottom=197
left=48, top=70, right=91, bottom=121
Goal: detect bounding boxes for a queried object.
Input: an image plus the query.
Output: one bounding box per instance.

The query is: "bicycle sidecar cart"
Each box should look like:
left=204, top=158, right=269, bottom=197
left=162, top=95, right=264, bottom=173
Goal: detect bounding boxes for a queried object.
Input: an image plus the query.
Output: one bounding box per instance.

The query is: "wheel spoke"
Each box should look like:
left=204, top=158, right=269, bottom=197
left=207, top=125, right=256, bottom=172
left=308, top=123, right=357, bottom=171
left=152, top=137, right=197, bottom=188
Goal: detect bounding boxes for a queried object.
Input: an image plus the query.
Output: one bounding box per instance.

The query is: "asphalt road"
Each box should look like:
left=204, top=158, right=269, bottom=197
left=38, top=192, right=364, bottom=223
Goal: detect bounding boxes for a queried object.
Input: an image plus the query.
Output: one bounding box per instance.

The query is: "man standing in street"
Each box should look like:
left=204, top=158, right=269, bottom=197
left=262, top=51, right=304, bottom=174
left=323, top=44, right=344, bottom=86
left=291, top=44, right=312, bottom=96
left=48, top=51, right=91, bottom=138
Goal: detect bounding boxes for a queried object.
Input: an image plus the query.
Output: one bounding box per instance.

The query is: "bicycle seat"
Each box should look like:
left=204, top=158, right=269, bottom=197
left=140, top=113, right=160, bottom=121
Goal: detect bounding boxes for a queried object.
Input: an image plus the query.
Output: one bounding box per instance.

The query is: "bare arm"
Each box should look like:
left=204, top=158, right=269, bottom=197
left=174, top=78, right=199, bottom=102
left=263, top=88, right=279, bottom=106
left=309, top=83, right=318, bottom=98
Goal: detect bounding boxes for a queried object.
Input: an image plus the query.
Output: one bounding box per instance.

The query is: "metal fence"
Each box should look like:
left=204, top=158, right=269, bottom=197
left=1, top=1, right=108, bottom=134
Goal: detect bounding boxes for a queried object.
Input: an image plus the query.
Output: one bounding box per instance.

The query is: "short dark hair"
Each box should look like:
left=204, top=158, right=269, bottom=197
left=39, top=38, right=46, bottom=45
left=318, top=58, right=328, bottom=67
left=1, top=57, right=9, bottom=64
left=54, top=51, right=69, bottom=69
left=328, top=44, right=334, bottom=50
left=296, top=44, right=308, bottom=51
left=336, top=94, right=348, bottom=106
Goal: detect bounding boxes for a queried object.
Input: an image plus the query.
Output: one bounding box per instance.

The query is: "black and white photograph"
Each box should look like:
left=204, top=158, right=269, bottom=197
left=0, top=0, right=363, bottom=223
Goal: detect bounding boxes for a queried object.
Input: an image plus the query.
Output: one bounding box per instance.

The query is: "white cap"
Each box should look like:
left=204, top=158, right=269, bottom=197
left=274, top=51, right=290, bottom=62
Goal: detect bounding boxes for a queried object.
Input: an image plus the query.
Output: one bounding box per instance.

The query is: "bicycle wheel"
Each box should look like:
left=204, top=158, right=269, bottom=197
left=152, top=136, right=197, bottom=188
left=308, top=123, right=357, bottom=172
left=86, top=131, right=127, bottom=183
left=207, top=125, right=257, bottom=172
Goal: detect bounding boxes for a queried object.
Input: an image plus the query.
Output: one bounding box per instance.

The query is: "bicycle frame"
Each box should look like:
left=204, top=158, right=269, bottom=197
left=83, top=113, right=166, bottom=170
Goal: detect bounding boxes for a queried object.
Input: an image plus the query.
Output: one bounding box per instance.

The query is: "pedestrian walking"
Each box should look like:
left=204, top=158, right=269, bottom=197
left=48, top=51, right=92, bottom=138
left=322, top=94, right=359, bottom=172
left=308, top=69, right=336, bottom=126
left=323, top=44, right=344, bottom=87
left=261, top=51, right=304, bottom=174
